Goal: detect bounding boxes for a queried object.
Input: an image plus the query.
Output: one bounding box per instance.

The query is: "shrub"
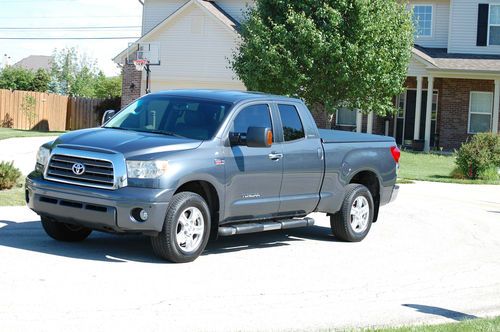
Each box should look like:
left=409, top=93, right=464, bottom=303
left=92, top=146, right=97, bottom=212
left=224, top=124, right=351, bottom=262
left=454, top=133, right=500, bottom=180
left=0, top=161, right=21, bottom=190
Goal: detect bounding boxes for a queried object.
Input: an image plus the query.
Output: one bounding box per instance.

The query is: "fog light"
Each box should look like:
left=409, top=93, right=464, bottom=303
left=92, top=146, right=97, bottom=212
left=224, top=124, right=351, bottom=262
left=131, top=208, right=148, bottom=222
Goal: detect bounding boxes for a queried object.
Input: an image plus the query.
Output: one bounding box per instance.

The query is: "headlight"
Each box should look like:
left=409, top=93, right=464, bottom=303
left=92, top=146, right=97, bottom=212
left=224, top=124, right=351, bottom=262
left=36, top=147, right=50, bottom=166
left=126, top=160, right=169, bottom=179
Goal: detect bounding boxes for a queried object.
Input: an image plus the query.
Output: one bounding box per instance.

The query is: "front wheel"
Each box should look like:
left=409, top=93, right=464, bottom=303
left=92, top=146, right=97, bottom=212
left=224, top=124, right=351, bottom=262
left=151, top=192, right=211, bottom=263
left=41, top=217, right=92, bottom=242
left=330, top=184, right=374, bottom=242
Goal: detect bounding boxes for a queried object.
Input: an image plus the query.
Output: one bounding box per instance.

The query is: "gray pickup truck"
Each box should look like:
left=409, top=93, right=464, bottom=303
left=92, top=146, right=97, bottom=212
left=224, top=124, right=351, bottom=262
left=26, top=90, right=400, bottom=263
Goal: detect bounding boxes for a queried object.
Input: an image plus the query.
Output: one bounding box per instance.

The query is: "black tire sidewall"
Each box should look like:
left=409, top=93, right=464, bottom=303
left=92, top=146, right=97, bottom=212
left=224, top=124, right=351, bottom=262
left=41, top=216, right=92, bottom=242
left=344, top=186, right=374, bottom=241
left=165, top=193, right=211, bottom=262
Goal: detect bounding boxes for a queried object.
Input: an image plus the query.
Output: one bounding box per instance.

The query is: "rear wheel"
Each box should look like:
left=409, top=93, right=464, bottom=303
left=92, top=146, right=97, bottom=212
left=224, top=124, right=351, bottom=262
left=330, top=184, right=374, bottom=242
left=41, top=216, right=92, bottom=242
left=151, top=192, right=210, bottom=263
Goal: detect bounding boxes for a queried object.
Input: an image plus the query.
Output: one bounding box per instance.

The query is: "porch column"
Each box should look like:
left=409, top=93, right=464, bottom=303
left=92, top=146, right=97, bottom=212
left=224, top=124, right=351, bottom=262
left=356, top=109, right=362, bottom=133
left=414, top=75, right=423, bottom=140
left=367, top=112, right=374, bottom=134
left=424, top=75, right=434, bottom=152
left=493, top=79, right=500, bottom=134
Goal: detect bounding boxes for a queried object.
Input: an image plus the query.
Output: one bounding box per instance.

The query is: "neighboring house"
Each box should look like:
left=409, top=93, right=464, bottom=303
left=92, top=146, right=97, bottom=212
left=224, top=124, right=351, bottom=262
left=14, top=55, right=53, bottom=72
left=334, top=0, right=500, bottom=151
left=115, top=0, right=500, bottom=151
left=114, top=0, right=249, bottom=107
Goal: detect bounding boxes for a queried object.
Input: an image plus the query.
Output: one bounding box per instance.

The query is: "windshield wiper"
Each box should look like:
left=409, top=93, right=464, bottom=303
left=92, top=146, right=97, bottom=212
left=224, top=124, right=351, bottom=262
left=106, top=126, right=132, bottom=131
left=135, top=129, right=187, bottom=139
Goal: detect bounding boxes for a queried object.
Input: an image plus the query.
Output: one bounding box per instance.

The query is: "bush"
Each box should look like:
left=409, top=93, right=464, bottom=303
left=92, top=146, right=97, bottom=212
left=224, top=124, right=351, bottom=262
left=454, top=133, right=500, bottom=180
left=0, top=161, right=22, bottom=190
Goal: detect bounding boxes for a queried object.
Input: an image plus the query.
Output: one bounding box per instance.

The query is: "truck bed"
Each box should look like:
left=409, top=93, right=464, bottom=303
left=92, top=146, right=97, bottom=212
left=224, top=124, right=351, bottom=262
left=319, top=129, right=394, bottom=144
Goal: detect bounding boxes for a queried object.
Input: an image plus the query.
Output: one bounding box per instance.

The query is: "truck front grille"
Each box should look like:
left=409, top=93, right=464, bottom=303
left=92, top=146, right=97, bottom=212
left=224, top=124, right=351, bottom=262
left=46, top=154, right=115, bottom=189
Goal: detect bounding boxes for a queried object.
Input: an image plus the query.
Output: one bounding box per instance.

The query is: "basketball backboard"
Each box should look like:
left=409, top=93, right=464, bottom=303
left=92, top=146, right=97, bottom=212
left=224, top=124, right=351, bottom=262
left=126, top=42, right=161, bottom=65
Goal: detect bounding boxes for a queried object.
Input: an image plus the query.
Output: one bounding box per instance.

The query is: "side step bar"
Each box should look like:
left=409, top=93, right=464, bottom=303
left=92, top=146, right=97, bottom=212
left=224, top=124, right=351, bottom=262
left=218, top=217, right=315, bottom=237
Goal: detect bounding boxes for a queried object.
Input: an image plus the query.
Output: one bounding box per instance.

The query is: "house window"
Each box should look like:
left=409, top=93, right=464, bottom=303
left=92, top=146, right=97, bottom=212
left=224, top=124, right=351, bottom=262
left=413, top=5, right=433, bottom=37
left=432, top=92, right=438, bottom=120
left=469, top=92, right=493, bottom=134
left=336, top=108, right=357, bottom=126
left=397, top=92, right=406, bottom=118
left=490, top=4, right=500, bottom=45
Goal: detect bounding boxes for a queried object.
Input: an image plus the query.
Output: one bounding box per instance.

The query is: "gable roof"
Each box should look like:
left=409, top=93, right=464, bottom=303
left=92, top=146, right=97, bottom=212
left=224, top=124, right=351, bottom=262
left=14, top=55, right=53, bottom=71
left=113, top=0, right=239, bottom=64
left=412, top=45, right=500, bottom=74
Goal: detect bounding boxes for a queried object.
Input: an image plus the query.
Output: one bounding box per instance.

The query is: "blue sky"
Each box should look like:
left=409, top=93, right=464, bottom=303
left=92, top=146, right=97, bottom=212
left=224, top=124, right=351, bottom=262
left=0, top=0, right=143, bottom=76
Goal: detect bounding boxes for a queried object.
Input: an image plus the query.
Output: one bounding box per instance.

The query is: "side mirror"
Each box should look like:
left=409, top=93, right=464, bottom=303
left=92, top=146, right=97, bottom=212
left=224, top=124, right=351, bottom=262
left=246, top=127, right=273, bottom=148
left=102, top=110, right=116, bottom=125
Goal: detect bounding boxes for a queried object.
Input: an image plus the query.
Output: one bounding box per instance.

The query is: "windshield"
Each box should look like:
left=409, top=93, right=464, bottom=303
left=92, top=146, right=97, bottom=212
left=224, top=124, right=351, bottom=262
left=104, top=95, right=233, bottom=140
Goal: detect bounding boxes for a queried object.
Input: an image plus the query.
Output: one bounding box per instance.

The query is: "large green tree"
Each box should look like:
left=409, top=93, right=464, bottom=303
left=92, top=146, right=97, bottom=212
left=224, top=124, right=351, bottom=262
left=231, top=0, right=414, bottom=126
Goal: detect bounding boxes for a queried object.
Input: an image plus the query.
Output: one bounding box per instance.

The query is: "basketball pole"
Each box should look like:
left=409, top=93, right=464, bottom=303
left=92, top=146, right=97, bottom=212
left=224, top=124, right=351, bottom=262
left=145, top=63, right=151, bottom=94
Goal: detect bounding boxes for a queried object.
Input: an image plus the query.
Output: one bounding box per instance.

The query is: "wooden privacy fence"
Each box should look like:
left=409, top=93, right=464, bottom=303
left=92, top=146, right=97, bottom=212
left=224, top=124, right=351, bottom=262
left=0, top=89, right=120, bottom=131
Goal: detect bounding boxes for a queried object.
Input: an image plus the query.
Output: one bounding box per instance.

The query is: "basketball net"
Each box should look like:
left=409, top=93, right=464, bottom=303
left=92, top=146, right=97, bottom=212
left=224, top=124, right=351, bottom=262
left=133, top=59, right=148, bottom=71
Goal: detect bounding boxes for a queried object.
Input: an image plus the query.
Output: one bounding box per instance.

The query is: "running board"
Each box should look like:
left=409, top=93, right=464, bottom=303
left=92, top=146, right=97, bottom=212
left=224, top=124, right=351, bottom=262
left=218, top=217, right=315, bottom=237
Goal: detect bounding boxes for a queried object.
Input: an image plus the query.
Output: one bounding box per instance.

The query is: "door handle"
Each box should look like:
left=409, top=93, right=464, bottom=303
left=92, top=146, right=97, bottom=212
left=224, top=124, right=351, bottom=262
left=268, top=153, right=283, bottom=160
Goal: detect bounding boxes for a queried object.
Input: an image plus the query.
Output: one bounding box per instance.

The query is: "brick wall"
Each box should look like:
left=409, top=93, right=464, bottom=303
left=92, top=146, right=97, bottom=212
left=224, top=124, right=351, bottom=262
left=439, top=78, right=496, bottom=150
left=328, top=77, right=500, bottom=150
left=121, top=63, right=142, bottom=108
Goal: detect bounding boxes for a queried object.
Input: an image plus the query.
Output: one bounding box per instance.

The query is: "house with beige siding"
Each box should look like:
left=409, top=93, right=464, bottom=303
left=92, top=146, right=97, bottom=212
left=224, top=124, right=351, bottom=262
left=115, top=0, right=500, bottom=151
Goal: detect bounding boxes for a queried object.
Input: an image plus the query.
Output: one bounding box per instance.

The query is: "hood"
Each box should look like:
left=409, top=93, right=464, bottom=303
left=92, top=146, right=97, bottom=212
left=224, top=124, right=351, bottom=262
left=52, top=128, right=203, bottom=158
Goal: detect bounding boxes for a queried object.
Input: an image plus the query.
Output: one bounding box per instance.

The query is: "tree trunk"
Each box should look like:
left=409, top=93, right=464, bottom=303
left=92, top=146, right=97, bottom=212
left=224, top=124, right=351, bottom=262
left=309, top=102, right=330, bottom=129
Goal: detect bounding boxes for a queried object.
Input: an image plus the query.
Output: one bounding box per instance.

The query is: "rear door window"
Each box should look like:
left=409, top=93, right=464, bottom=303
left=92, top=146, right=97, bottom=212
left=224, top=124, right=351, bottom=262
left=278, top=104, right=305, bottom=142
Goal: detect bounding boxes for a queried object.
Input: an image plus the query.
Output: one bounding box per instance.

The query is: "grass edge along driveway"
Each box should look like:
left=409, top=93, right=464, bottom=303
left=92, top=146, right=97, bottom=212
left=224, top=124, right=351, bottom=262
left=368, top=315, right=500, bottom=332
left=0, top=128, right=65, bottom=141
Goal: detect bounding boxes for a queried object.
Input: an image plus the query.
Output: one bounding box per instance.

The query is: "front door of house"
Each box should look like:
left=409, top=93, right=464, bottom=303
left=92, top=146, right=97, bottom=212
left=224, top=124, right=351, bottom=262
left=397, top=90, right=437, bottom=147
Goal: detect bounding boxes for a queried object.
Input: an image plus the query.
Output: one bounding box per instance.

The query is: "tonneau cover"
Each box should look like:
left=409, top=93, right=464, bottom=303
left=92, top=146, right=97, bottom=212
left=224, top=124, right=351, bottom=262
left=319, top=129, right=394, bottom=143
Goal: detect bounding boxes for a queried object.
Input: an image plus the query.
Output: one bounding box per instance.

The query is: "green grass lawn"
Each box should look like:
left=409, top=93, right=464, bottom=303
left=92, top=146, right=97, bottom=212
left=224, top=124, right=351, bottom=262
left=0, top=128, right=65, bottom=140
left=0, top=178, right=25, bottom=207
left=371, top=316, right=500, bottom=332
left=398, top=151, right=499, bottom=185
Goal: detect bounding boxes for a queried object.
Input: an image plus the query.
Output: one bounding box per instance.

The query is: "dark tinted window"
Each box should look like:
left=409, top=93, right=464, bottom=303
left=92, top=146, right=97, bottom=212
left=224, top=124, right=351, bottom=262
left=278, top=104, right=305, bottom=141
left=104, top=95, right=232, bottom=140
left=233, top=104, right=272, bottom=134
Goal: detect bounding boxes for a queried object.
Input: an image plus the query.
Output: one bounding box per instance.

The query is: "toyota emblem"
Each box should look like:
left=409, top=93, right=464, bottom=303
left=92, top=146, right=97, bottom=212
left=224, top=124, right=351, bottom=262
left=72, top=163, right=85, bottom=175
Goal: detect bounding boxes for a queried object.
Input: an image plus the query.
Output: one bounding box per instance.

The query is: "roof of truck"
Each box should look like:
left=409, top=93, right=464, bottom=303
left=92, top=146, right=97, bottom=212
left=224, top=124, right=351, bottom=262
left=152, top=89, right=303, bottom=104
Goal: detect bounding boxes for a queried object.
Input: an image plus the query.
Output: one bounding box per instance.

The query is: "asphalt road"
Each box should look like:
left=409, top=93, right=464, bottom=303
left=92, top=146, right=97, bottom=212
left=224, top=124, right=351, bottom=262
left=1, top=181, right=499, bottom=331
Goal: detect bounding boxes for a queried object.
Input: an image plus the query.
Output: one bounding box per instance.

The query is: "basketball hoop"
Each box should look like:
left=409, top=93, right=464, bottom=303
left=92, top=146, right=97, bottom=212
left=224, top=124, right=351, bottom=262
left=133, top=59, right=148, bottom=71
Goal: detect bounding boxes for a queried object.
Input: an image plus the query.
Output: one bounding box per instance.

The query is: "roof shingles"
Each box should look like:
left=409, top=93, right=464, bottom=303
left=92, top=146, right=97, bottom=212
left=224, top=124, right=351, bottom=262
left=413, top=45, right=500, bottom=73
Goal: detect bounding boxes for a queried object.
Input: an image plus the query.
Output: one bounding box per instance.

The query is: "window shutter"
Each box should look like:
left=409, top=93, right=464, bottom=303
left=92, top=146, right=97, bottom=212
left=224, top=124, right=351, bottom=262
left=477, top=4, right=489, bottom=46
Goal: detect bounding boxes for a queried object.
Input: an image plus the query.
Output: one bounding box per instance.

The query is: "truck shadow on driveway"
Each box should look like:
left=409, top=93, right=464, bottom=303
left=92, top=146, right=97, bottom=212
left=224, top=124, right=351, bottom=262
left=0, top=219, right=339, bottom=263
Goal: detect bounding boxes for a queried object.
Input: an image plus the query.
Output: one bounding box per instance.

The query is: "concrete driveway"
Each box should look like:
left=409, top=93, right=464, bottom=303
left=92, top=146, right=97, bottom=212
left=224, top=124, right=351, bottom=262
left=0, top=136, right=58, bottom=175
left=0, top=180, right=499, bottom=331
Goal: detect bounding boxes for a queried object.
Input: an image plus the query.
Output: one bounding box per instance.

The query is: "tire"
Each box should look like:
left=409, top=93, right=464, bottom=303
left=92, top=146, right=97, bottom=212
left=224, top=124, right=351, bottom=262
left=151, top=192, right=211, bottom=263
left=41, top=216, right=92, bottom=242
left=330, top=184, right=374, bottom=242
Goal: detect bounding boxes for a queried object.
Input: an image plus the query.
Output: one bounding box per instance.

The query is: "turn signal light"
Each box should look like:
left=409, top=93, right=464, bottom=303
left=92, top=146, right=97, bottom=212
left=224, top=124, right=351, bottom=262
left=267, top=130, right=273, bottom=146
left=390, top=146, right=401, bottom=163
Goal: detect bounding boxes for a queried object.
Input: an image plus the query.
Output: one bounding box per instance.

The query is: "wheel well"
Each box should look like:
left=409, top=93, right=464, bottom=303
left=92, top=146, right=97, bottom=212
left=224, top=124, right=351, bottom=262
left=350, top=171, right=381, bottom=222
left=175, top=181, right=220, bottom=239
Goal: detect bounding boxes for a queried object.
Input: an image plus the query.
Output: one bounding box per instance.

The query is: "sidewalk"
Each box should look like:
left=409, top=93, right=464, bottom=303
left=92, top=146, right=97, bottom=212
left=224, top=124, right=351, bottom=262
left=0, top=136, right=57, bottom=175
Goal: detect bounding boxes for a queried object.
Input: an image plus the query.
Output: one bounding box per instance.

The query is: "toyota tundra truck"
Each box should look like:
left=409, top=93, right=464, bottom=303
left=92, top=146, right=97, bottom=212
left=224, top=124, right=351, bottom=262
left=26, top=90, right=400, bottom=263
